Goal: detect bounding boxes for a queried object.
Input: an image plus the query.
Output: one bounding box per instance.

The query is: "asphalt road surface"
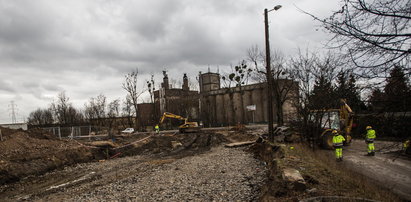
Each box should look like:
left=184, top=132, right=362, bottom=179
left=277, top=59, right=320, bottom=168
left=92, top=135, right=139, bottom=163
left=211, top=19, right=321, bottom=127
left=343, top=139, right=411, bottom=200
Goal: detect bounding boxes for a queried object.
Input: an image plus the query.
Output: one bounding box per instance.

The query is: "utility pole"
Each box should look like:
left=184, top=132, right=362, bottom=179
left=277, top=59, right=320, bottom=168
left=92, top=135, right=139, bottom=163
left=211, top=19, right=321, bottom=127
left=8, top=101, right=18, bottom=124
left=264, top=5, right=282, bottom=142
left=264, top=8, right=274, bottom=142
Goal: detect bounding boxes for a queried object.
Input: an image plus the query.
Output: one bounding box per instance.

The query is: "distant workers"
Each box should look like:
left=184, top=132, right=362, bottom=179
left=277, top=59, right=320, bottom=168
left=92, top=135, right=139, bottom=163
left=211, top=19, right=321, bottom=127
left=332, top=130, right=345, bottom=162
left=365, top=126, right=376, bottom=156
left=155, top=125, right=160, bottom=134
left=403, top=139, right=410, bottom=154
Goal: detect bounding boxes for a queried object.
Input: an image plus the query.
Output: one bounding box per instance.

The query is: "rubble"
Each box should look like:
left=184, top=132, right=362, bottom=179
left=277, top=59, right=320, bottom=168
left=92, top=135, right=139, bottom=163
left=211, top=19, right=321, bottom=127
left=282, top=168, right=306, bottom=191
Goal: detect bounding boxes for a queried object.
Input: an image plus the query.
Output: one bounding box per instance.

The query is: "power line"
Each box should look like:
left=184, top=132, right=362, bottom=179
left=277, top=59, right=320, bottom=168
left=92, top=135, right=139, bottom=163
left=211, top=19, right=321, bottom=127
left=8, top=101, right=18, bottom=124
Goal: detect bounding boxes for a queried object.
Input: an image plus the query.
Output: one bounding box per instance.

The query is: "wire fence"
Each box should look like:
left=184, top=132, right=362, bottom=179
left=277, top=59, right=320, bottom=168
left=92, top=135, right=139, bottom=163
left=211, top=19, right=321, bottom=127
left=43, top=126, right=109, bottom=139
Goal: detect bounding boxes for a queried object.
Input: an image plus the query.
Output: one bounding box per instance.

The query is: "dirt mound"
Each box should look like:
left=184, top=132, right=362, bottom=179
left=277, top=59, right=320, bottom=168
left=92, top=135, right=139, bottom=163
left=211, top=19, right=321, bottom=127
left=25, top=127, right=57, bottom=139
left=224, top=131, right=258, bottom=142
left=116, top=132, right=228, bottom=157
left=0, top=129, right=94, bottom=185
left=0, top=126, right=21, bottom=139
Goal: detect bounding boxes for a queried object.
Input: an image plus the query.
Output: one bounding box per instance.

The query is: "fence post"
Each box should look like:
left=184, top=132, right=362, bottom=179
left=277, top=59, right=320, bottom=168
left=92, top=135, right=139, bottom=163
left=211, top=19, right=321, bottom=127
left=58, top=127, right=61, bottom=139
left=0, top=129, right=3, bottom=141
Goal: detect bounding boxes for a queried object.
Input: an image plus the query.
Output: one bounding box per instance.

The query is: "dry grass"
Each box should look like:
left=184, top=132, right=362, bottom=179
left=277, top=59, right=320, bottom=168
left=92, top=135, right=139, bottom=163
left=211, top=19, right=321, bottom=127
left=280, top=143, right=402, bottom=202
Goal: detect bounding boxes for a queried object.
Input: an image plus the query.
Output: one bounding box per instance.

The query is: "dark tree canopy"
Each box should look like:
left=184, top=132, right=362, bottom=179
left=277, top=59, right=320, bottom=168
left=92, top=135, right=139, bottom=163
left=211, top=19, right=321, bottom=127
left=369, top=66, right=411, bottom=112
left=307, top=0, right=411, bottom=75
left=309, top=75, right=336, bottom=109
left=383, top=66, right=411, bottom=111
left=335, top=71, right=365, bottom=111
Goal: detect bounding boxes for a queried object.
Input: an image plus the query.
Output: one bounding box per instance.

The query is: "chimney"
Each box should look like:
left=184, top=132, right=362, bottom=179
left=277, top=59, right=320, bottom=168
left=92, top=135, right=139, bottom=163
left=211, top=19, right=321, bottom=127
left=182, top=73, right=189, bottom=91
left=162, top=71, right=169, bottom=89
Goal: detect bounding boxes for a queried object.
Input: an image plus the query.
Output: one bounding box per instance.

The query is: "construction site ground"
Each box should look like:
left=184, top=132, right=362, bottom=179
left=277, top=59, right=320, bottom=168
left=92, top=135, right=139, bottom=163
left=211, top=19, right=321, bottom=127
left=0, top=126, right=410, bottom=201
left=343, top=140, right=411, bottom=200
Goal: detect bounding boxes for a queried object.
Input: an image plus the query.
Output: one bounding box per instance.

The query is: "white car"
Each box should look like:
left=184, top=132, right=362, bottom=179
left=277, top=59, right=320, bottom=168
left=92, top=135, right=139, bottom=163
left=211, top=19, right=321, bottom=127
left=121, top=128, right=135, bottom=134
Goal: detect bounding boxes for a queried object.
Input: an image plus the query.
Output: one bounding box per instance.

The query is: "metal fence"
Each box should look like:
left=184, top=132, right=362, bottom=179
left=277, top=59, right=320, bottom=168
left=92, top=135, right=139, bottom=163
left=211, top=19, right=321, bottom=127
left=43, top=126, right=109, bottom=139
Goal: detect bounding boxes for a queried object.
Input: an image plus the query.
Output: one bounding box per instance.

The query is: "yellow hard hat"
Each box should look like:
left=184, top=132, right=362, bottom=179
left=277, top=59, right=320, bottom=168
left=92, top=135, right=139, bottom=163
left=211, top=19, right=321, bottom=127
left=366, top=126, right=372, bottom=130
left=332, top=130, right=338, bottom=134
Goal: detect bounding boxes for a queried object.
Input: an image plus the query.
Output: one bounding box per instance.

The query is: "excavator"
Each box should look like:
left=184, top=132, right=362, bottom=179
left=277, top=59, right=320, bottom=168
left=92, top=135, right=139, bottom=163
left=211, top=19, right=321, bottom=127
left=158, top=112, right=201, bottom=133
left=310, top=99, right=354, bottom=149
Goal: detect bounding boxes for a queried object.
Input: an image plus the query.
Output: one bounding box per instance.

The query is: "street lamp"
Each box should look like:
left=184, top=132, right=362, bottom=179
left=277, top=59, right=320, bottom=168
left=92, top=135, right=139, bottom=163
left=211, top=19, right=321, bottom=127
left=264, top=5, right=282, bottom=142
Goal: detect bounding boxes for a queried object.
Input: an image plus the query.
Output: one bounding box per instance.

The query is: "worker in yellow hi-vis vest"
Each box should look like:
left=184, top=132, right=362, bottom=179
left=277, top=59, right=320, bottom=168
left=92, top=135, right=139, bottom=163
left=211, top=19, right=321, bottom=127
left=365, top=126, right=376, bottom=156
left=332, top=130, right=345, bottom=162
left=155, top=125, right=160, bottom=134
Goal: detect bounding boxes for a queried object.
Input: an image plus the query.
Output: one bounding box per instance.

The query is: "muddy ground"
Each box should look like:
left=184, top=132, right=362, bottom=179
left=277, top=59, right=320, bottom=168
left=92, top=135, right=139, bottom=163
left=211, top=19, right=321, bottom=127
left=0, top=127, right=94, bottom=185
left=344, top=140, right=411, bottom=200
left=0, top=126, right=409, bottom=201
left=0, top=127, right=266, bottom=201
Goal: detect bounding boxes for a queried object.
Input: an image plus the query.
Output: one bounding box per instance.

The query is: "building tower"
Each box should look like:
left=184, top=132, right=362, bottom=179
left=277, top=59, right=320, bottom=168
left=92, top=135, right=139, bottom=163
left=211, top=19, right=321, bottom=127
left=182, top=73, right=189, bottom=91
left=199, top=72, right=220, bottom=93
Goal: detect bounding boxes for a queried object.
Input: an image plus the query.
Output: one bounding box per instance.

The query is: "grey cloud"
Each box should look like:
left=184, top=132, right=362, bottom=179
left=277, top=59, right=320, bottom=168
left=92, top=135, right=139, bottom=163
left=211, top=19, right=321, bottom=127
left=0, top=1, right=52, bottom=44
left=0, top=0, right=341, bottom=123
left=0, top=80, right=15, bottom=93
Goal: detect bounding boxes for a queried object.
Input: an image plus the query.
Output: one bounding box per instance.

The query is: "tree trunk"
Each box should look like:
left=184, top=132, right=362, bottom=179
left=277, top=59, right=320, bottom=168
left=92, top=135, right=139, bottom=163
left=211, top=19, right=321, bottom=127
left=277, top=99, right=284, bottom=126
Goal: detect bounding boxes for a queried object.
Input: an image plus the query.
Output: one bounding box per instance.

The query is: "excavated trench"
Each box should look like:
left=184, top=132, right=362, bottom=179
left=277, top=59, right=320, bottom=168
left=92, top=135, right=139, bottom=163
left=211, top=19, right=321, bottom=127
left=0, top=127, right=229, bottom=186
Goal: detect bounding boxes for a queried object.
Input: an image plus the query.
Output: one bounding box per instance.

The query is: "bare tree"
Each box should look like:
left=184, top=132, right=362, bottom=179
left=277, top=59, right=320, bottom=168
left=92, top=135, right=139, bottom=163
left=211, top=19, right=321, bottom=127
left=247, top=46, right=298, bottom=126
left=146, top=74, right=155, bottom=103
left=84, top=94, right=107, bottom=126
left=107, top=99, right=120, bottom=129
left=304, top=0, right=411, bottom=75
left=122, top=69, right=144, bottom=129
left=51, top=92, right=70, bottom=124
left=27, top=108, right=53, bottom=125
left=289, top=49, right=347, bottom=147
left=121, top=95, right=135, bottom=128
left=66, top=105, right=84, bottom=125
left=247, top=45, right=266, bottom=83
left=49, top=92, right=84, bottom=125
left=189, top=79, right=199, bottom=91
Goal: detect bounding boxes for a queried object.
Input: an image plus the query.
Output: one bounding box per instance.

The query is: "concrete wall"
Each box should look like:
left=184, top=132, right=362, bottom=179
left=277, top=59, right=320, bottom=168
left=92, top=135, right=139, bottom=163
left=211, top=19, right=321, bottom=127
left=200, top=82, right=298, bottom=126
left=0, top=123, right=28, bottom=130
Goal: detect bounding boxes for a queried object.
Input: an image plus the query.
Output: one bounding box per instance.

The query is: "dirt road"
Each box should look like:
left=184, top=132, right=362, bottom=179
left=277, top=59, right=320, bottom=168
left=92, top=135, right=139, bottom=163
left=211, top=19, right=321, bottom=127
left=343, top=140, right=411, bottom=200
left=0, top=146, right=266, bottom=201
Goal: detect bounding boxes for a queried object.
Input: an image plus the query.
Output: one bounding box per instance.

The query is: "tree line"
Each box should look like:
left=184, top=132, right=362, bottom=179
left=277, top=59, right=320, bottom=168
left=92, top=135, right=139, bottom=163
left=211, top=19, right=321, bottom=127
left=28, top=70, right=143, bottom=128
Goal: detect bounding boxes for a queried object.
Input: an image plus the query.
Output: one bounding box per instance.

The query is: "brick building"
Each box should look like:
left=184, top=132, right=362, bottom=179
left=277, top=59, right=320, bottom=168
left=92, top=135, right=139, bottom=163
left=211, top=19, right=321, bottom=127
left=154, top=71, right=200, bottom=121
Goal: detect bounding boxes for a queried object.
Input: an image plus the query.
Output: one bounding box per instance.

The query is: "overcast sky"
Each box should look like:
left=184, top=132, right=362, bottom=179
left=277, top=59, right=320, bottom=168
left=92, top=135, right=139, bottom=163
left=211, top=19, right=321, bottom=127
left=0, top=0, right=341, bottom=124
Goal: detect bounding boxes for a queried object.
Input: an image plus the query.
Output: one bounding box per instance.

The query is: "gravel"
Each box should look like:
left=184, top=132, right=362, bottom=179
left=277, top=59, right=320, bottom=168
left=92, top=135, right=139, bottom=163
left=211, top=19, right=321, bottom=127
left=70, top=146, right=266, bottom=201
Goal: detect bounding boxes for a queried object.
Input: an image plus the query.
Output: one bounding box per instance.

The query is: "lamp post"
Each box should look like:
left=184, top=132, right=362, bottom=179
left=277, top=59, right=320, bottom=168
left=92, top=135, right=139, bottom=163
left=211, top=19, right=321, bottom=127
left=264, top=5, right=281, bottom=142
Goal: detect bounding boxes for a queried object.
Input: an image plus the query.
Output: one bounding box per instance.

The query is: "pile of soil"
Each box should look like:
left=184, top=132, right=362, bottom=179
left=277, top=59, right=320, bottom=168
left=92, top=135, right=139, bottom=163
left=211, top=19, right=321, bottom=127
left=0, top=128, right=94, bottom=185
left=116, top=132, right=228, bottom=158
left=224, top=131, right=258, bottom=142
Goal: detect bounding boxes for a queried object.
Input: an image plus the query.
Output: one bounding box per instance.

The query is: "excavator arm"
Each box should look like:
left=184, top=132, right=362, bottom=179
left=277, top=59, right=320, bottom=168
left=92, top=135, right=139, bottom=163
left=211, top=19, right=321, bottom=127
left=159, top=112, right=187, bottom=124
left=340, top=99, right=354, bottom=143
left=158, top=112, right=200, bottom=133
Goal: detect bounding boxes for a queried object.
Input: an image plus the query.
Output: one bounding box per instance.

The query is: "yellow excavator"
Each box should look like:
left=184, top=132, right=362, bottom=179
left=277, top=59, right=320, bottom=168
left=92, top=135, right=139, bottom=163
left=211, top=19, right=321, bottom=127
left=158, top=112, right=201, bottom=133
left=310, top=99, right=354, bottom=149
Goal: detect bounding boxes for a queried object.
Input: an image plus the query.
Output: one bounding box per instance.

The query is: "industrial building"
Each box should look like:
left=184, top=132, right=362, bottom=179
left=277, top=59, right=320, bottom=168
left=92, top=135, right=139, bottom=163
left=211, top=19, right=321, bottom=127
left=198, top=72, right=298, bottom=127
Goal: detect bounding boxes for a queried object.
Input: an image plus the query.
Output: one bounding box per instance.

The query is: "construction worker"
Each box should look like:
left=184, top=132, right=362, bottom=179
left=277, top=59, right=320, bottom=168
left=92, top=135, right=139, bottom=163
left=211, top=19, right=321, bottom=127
left=403, top=139, right=410, bottom=154
left=332, top=130, right=345, bottom=162
left=155, top=125, right=160, bottom=134
left=365, top=126, right=376, bottom=156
